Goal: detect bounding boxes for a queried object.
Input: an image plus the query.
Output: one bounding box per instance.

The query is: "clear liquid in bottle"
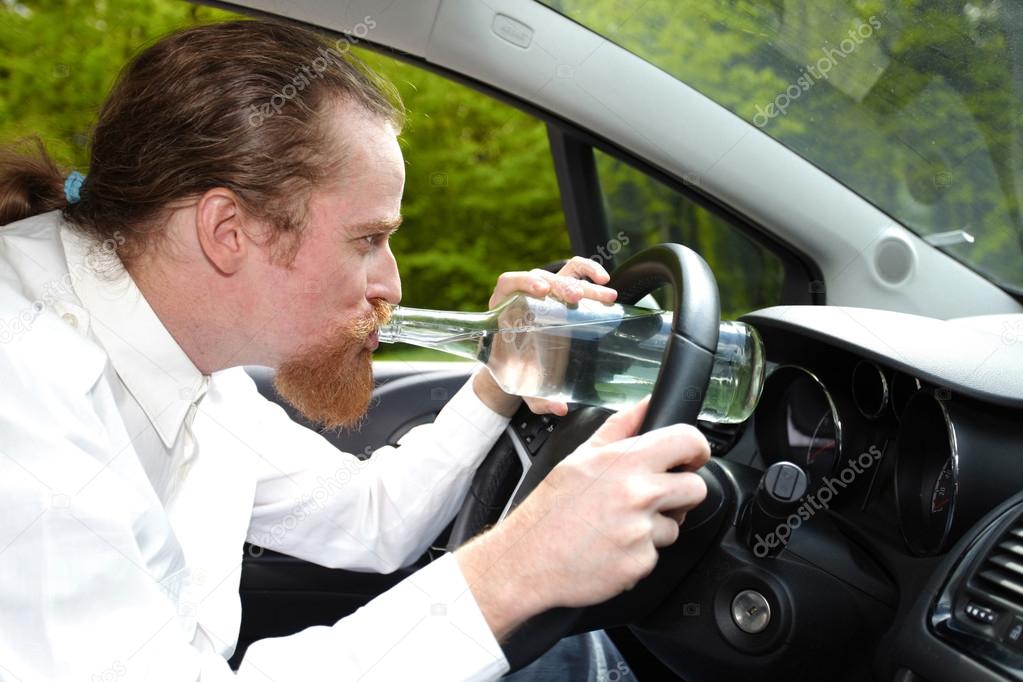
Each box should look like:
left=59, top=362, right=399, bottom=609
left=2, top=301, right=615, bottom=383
left=378, top=295, right=765, bottom=423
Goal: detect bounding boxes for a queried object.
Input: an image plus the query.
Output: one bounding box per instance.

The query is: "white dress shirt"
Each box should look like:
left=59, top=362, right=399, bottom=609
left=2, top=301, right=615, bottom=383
left=0, top=212, right=512, bottom=681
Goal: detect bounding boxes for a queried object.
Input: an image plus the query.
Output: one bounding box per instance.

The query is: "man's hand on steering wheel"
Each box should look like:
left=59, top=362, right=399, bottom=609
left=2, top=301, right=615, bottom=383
left=472, top=256, right=619, bottom=417
left=452, top=244, right=720, bottom=671
left=453, top=394, right=710, bottom=641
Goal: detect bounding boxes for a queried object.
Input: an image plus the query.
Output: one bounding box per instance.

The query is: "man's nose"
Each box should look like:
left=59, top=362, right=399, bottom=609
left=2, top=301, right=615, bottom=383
left=368, top=248, right=402, bottom=304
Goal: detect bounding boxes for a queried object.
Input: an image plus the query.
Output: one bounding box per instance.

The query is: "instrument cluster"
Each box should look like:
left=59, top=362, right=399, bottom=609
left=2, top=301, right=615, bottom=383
left=751, top=356, right=1021, bottom=557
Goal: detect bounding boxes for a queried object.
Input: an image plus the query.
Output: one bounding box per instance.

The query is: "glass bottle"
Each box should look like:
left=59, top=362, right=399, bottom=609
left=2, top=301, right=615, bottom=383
left=378, top=294, right=765, bottom=423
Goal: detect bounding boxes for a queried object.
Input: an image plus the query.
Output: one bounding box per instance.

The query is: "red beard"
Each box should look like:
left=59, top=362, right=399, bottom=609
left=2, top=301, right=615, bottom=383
left=273, top=299, right=392, bottom=430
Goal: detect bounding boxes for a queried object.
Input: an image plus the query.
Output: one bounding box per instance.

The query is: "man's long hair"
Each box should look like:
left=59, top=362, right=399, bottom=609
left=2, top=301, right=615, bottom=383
left=0, top=20, right=403, bottom=266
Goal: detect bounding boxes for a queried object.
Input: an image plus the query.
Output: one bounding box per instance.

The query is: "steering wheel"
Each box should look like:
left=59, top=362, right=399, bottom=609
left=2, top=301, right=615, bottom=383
left=447, top=243, right=732, bottom=671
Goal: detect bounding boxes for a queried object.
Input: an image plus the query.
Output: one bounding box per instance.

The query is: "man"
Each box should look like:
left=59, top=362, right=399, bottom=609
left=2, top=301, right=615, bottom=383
left=0, top=20, right=709, bottom=681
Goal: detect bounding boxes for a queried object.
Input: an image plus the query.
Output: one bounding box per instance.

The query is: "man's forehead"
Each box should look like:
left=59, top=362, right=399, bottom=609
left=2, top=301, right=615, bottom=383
left=329, top=103, right=404, bottom=165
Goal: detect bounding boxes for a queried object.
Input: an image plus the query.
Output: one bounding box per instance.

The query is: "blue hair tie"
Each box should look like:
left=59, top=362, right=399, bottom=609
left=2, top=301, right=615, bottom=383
left=64, top=171, right=85, bottom=204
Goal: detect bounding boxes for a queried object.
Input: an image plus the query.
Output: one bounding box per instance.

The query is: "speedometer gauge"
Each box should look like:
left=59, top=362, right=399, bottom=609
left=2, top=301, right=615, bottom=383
left=895, top=392, right=959, bottom=555
left=755, top=366, right=842, bottom=485
left=930, top=456, right=955, bottom=515
left=805, top=409, right=838, bottom=470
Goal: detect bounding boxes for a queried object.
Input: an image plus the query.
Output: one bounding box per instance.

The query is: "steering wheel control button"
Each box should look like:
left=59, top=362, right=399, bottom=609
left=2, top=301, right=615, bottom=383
left=964, top=601, right=999, bottom=625
left=740, top=462, right=809, bottom=557
left=514, top=413, right=559, bottom=455
left=731, top=590, right=771, bottom=634
left=527, top=421, right=557, bottom=454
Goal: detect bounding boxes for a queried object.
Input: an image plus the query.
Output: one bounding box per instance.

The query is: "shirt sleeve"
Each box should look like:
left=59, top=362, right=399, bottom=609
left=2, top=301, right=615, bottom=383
left=0, top=351, right=509, bottom=681
left=239, top=367, right=512, bottom=573
left=236, top=553, right=509, bottom=681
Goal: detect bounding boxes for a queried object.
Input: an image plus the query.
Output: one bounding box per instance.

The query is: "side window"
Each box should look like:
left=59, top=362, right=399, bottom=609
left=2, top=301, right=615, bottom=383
left=593, top=150, right=784, bottom=320
left=0, top=9, right=572, bottom=316
left=355, top=50, right=572, bottom=314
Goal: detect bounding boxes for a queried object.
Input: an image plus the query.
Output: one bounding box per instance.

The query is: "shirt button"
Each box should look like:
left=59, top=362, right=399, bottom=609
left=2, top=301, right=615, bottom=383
left=61, top=313, right=79, bottom=328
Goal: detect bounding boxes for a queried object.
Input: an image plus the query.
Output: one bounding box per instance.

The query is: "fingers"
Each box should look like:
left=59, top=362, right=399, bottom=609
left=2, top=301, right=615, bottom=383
left=616, top=423, right=711, bottom=473
left=523, top=396, right=569, bottom=417
left=667, top=508, right=688, bottom=525
left=649, top=471, right=708, bottom=514
left=529, top=268, right=617, bottom=305
left=489, top=271, right=549, bottom=309
left=556, top=256, right=612, bottom=285
left=488, top=257, right=617, bottom=309
left=587, top=395, right=651, bottom=447
left=660, top=424, right=711, bottom=472
left=650, top=512, right=682, bottom=548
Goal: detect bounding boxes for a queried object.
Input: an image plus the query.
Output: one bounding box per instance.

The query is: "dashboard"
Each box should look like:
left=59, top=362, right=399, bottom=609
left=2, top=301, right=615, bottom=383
left=733, top=305, right=1023, bottom=680
left=747, top=356, right=1023, bottom=559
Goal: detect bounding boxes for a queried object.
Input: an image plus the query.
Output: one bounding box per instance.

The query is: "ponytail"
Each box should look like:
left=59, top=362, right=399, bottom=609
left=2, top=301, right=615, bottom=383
left=0, top=137, right=72, bottom=227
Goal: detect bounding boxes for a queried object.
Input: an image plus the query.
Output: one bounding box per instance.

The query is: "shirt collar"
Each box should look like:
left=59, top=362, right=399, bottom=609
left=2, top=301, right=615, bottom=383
left=59, top=222, right=206, bottom=449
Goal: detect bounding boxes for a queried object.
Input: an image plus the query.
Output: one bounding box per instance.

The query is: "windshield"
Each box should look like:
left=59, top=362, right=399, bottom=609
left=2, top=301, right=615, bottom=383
left=539, top=0, right=1023, bottom=294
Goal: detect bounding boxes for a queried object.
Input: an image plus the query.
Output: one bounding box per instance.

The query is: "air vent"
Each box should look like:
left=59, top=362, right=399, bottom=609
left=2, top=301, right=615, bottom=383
left=930, top=500, right=1023, bottom=679
left=969, top=519, right=1023, bottom=613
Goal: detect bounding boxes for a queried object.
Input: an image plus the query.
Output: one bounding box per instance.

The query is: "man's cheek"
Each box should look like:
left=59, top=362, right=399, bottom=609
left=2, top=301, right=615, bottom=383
left=302, top=279, right=325, bottom=297
left=300, top=279, right=349, bottom=319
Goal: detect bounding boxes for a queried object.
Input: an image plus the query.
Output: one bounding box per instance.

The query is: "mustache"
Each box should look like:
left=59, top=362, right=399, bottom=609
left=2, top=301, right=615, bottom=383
left=348, top=298, right=393, bottom=340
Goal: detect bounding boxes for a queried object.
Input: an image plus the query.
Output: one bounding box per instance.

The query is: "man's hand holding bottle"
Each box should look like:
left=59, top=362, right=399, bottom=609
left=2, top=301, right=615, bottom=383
left=457, top=256, right=711, bottom=641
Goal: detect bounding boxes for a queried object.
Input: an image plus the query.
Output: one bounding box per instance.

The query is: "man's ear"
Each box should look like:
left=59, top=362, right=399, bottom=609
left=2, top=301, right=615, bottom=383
left=195, top=188, right=250, bottom=275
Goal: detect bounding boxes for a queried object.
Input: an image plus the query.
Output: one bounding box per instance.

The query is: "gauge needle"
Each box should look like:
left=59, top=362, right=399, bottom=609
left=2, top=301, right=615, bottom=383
left=808, top=442, right=833, bottom=465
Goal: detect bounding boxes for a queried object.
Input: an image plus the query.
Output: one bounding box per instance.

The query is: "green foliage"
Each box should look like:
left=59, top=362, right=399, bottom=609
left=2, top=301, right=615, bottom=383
left=0, top=1, right=572, bottom=314
left=0, top=0, right=234, bottom=167
left=355, top=49, right=571, bottom=311
left=595, top=150, right=784, bottom=320
left=545, top=0, right=1023, bottom=292
left=8, top=0, right=1014, bottom=324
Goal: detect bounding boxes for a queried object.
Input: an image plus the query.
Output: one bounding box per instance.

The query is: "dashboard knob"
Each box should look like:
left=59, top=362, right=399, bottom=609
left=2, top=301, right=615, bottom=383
left=731, top=589, right=772, bottom=634
left=741, top=461, right=809, bottom=557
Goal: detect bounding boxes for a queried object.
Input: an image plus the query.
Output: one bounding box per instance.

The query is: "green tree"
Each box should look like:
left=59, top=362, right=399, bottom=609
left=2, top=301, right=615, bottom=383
left=545, top=0, right=1023, bottom=293
left=1, top=2, right=571, bottom=320
left=0, top=0, right=234, bottom=166
left=356, top=49, right=571, bottom=312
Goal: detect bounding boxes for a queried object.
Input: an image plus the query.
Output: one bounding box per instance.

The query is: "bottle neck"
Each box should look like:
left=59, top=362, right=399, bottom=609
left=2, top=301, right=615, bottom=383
left=378, top=305, right=494, bottom=361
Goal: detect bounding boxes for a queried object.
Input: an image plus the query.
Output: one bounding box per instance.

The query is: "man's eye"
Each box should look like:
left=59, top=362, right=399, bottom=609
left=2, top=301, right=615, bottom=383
left=362, top=232, right=394, bottom=248
left=356, top=229, right=396, bottom=250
